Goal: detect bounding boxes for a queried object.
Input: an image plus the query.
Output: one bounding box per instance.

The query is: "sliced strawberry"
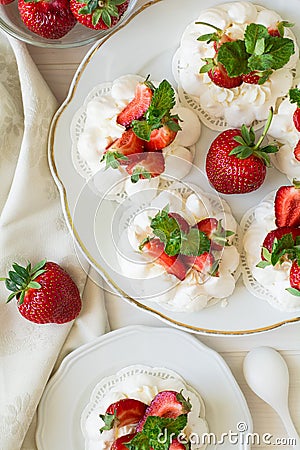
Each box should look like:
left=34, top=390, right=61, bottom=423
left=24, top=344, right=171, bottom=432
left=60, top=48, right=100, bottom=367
left=143, top=239, right=188, bottom=281
left=108, top=129, right=144, bottom=156
left=242, top=71, right=260, bottom=85
left=293, top=108, right=300, bottom=132
left=136, top=391, right=191, bottom=432
left=111, top=433, right=137, bottom=450
left=208, top=63, right=243, bottom=89
left=100, top=398, right=147, bottom=432
left=274, top=181, right=300, bottom=227
left=169, top=439, right=186, bottom=450
left=117, top=83, right=153, bottom=127
left=294, top=140, right=300, bottom=162
left=168, top=213, right=190, bottom=234
left=261, top=227, right=300, bottom=258
left=183, top=252, right=215, bottom=274
left=194, top=217, right=229, bottom=250
left=144, top=124, right=178, bottom=152
left=289, top=260, right=300, bottom=292
left=125, top=152, right=165, bottom=180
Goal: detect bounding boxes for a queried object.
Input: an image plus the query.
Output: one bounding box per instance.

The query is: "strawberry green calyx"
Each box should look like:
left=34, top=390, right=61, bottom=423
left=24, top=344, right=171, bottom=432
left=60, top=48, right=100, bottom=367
left=230, top=108, right=278, bottom=166
left=292, top=178, right=300, bottom=189
left=78, top=0, right=127, bottom=27
left=276, top=21, right=295, bottom=38
left=0, top=260, right=47, bottom=304
left=196, top=21, right=223, bottom=44
left=176, top=390, right=192, bottom=413
left=99, top=410, right=117, bottom=433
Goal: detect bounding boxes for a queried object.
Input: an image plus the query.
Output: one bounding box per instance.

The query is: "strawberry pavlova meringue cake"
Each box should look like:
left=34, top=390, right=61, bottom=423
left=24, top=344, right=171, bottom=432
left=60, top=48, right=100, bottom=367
left=117, top=185, right=240, bottom=312
left=174, top=1, right=299, bottom=129
left=72, top=74, right=201, bottom=199
left=242, top=180, right=300, bottom=311
left=81, top=365, right=209, bottom=450
left=267, top=84, right=300, bottom=180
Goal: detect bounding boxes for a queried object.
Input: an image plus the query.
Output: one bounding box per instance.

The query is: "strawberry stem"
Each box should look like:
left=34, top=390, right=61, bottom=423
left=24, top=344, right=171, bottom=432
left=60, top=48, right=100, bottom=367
left=195, top=21, right=222, bottom=32
left=254, top=107, right=273, bottom=150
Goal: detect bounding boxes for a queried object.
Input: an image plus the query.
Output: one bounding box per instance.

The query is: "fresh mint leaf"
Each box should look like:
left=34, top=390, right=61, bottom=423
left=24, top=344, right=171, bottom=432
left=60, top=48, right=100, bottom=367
left=125, top=414, right=188, bottom=450
left=217, top=40, right=249, bottom=77
left=132, top=120, right=152, bottom=141
left=143, top=415, right=188, bottom=450
left=150, top=208, right=182, bottom=256
left=132, top=79, right=181, bottom=141
left=248, top=53, right=274, bottom=72
left=265, top=37, right=295, bottom=69
left=248, top=37, right=294, bottom=71
left=146, top=80, right=176, bottom=126
left=125, top=432, right=151, bottom=450
left=180, top=229, right=211, bottom=256
left=244, top=23, right=269, bottom=54
left=289, top=87, right=300, bottom=107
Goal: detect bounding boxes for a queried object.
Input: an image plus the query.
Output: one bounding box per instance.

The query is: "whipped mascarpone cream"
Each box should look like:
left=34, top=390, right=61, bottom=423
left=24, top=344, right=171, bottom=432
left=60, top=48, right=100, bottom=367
left=76, top=74, right=201, bottom=198
left=82, top=366, right=209, bottom=450
left=243, top=195, right=300, bottom=311
left=268, top=83, right=300, bottom=181
left=175, top=2, right=299, bottom=127
left=117, top=188, right=240, bottom=312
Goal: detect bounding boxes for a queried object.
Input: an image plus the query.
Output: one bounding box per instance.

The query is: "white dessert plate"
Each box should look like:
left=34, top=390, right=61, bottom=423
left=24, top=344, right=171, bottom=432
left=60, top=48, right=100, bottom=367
left=49, top=0, right=300, bottom=335
left=36, top=326, right=252, bottom=449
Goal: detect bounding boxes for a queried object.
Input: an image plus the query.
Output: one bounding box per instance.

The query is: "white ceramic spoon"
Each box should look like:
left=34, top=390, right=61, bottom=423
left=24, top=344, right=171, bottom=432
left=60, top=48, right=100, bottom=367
left=243, top=346, right=300, bottom=449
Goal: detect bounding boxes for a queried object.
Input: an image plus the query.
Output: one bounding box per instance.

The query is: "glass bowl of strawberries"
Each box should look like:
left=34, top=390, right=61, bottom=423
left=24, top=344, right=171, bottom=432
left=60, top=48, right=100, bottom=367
left=0, top=0, right=137, bottom=47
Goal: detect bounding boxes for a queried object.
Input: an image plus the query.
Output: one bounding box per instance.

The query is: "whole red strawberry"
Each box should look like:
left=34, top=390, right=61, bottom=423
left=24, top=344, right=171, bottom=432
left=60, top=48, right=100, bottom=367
left=1, top=260, right=81, bottom=324
left=205, top=109, right=278, bottom=194
left=18, top=0, right=76, bottom=39
left=70, top=0, right=129, bottom=30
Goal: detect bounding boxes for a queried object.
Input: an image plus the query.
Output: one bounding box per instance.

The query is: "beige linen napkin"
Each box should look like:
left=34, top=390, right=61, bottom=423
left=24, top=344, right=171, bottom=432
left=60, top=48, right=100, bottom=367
left=0, top=33, right=108, bottom=450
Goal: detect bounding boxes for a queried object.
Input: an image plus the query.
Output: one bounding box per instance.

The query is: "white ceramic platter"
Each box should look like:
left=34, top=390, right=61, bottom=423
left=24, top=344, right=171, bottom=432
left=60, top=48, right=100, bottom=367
left=49, top=0, right=300, bottom=334
left=36, top=326, right=252, bottom=449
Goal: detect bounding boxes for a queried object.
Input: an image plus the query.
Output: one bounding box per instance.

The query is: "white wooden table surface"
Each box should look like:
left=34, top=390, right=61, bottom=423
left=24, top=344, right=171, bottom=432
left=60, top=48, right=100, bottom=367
left=27, top=43, right=300, bottom=449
